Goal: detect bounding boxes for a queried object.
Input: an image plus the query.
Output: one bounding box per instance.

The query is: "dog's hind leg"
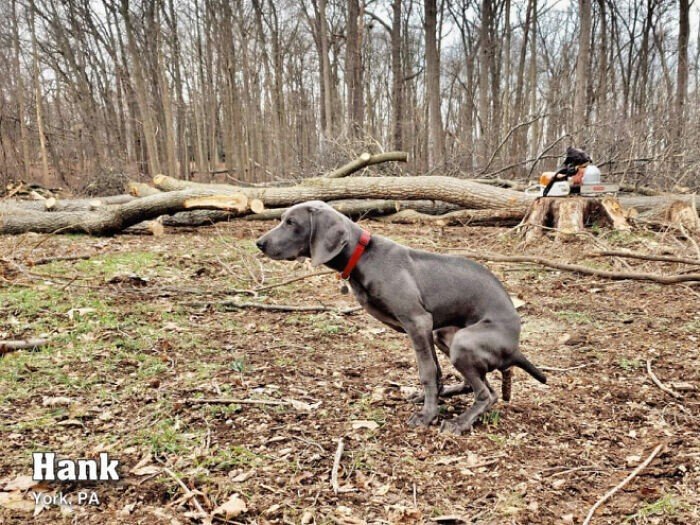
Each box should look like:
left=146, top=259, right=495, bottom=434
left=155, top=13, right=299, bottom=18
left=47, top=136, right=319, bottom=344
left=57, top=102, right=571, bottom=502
left=439, top=325, right=504, bottom=435
left=409, top=327, right=472, bottom=403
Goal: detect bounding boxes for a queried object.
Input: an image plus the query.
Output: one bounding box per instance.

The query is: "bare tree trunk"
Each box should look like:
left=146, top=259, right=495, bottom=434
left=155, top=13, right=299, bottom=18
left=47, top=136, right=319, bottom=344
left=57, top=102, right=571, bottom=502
left=28, top=5, right=50, bottom=184
left=424, top=0, right=444, bottom=167
left=119, top=0, right=161, bottom=176
left=674, top=0, right=689, bottom=153
left=11, top=0, right=31, bottom=181
left=391, top=0, right=403, bottom=151
left=573, top=0, right=592, bottom=140
left=346, top=0, right=364, bottom=137
left=478, top=0, right=492, bottom=166
left=318, top=0, right=334, bottom=139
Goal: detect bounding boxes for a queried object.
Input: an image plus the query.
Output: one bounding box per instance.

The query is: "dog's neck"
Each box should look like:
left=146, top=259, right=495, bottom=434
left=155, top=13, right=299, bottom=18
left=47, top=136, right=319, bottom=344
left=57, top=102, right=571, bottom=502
left=324, top=221, right=367, bottom=275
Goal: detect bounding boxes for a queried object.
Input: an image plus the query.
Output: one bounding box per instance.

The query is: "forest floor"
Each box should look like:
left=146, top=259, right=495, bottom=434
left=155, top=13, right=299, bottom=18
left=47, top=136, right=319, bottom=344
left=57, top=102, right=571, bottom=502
left=0, top=220, right=698, bottom=524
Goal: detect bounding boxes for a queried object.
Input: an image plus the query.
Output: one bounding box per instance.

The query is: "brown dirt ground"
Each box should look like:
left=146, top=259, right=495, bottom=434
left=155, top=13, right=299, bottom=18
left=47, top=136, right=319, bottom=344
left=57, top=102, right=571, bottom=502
left=0, top=220, right=698, bottom=524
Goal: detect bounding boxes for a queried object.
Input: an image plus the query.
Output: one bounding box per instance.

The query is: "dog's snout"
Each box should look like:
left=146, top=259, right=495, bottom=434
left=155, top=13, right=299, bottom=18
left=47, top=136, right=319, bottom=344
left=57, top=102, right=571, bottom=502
left=256, top=238, right=267, bottom=251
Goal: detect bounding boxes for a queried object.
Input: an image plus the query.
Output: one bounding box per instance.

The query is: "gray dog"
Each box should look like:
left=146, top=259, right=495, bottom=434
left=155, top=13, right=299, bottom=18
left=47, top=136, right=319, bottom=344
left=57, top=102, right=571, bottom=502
left=256, top=201, right=546, bottom=434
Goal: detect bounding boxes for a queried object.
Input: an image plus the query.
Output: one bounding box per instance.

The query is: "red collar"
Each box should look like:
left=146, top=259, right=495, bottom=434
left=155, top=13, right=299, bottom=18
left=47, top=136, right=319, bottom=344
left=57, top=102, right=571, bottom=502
left=339, top=230, right=371, bottom=280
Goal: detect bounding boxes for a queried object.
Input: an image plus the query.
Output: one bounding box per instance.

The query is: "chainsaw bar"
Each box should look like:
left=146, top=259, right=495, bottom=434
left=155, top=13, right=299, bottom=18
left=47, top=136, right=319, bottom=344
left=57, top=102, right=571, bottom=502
left=580, top=183, right=619, bottom=195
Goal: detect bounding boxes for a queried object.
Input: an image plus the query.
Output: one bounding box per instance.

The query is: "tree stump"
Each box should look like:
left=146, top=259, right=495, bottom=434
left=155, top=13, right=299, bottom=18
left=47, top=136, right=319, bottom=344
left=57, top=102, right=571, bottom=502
left=520, top=196, right=630, bottom=243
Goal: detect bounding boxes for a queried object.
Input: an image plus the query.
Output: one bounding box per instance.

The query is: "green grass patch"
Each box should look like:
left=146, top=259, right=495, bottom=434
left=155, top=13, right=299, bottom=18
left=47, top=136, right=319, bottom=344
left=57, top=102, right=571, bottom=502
left=626, top=494, right=683, bottom=521
left=618, top=358, right=644, bottom=371
left=200, top=445, right=262, bottom=471
left=555, top=310, right=595, bottom=325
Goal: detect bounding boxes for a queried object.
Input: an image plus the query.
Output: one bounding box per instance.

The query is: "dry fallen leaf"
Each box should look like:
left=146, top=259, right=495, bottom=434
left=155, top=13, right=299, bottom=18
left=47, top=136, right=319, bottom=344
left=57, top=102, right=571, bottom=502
left=4, top=475, right=38, bottom=491
left=212, top=493, right=247, bottom=518
left=0, top=491, right=35, bottom=512
left=229, top=469, right=255, bottom=483
left=351, top=420, right=379, bottom=431
left=374, top=484, right=391, bottom=496
left=386, top=504, right=422, bottom=524
left=41, top=396, right=73, bottom=407
left=130, top=465, right=162, bottom=476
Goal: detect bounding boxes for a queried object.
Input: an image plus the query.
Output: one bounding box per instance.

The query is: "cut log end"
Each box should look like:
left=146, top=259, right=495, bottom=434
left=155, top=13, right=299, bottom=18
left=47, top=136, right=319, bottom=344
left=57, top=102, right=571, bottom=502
left=183, top=194, right=249, bottom=212
left=249, top=199, right=265, bottom=214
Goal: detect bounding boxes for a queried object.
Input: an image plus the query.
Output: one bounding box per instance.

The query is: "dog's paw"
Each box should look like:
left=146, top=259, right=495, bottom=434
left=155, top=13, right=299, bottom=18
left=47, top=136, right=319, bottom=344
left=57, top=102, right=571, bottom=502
left=440, top=420, right=471, bottom=436
left=407, top=410, right=437, bottom=427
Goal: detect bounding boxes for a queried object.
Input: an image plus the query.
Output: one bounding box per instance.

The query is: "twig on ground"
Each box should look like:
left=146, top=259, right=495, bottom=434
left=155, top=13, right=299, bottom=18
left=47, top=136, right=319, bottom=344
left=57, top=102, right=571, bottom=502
left=539, top=364, right=593, bottom=372
left=592, top=250, right=700, bottom=266
left=186, top=299, right=362, bottom=315
left=456, top=251, right=700, bottom=285
left=162, top=467, right=210, bottom=523
left=0, top=338, right=49, bottom=355
left=582, top=444, right=664, bottom=525
left=331, top=437, right=345, bottom=494
left=646, top=359, right=682, bottom=399
left=182, top=397, right=318, bottom=411
left=252, top=270, right=334, bottom=293
left=26, top=253, right=94, bottom=266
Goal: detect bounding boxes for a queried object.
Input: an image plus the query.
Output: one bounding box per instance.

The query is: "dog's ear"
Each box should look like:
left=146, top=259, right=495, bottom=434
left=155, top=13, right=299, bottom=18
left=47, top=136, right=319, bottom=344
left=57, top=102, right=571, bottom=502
left=309, top=204, right=349, bottom=267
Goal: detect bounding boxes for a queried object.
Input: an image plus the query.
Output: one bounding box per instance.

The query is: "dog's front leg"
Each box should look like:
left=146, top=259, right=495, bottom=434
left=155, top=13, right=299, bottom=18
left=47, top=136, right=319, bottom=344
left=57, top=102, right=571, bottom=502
left=402, top=314, right=441, bottom=427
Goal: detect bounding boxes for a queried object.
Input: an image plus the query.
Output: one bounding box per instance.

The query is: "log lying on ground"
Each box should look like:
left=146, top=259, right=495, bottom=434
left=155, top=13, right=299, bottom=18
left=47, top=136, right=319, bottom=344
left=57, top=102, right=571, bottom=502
left=379, top=208, right=524, bottom=226
left=0, top=188, right=255, bottom=235
left=618, top=194, right=698, bottom=213
left=0, top=194, right=135, bottom=212
left=324, top=151, right=408, bottom=178
left=460, top=251, right=700, bottom=284
left=244, top=199, right=460, bottom=221
left=634, top=198, right=699, bottom=231
left=0, top=338, right=48, bottom=355
left=154, top=174, right=534, bottom=210
left=128, top=181, right=162, bottom=197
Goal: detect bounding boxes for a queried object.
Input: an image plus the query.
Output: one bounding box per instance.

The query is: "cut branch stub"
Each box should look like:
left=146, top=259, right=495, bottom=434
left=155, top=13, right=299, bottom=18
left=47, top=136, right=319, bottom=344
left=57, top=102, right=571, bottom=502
left=128, top=181, right=162, bottom=197
left=324, top=151, right=408, bottom=178
left=249, top=199, right=265, bottom=214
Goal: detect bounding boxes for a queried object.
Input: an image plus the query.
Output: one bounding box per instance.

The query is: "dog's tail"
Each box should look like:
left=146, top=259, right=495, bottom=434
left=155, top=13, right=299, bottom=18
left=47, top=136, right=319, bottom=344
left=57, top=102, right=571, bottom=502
left=510, top=351, right=547, bottom=385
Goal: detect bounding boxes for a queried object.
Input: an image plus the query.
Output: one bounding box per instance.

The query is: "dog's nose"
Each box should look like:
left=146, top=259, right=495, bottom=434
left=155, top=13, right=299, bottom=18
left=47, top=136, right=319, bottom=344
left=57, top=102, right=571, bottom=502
left=256, top=239, right=267, bottom=251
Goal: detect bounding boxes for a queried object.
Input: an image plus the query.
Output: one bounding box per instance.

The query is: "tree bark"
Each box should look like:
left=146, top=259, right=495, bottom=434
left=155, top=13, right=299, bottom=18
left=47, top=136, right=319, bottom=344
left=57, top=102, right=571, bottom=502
left=379, top=208, right=523, bottom=226
left=244, top=199, right=460, bottom=221
left=573, top=0, right=592, bottom=138
left=324, top=151, right=408, bottom=178
left=674, top=0, right=690, bottom=151
left=424, top=0, right=444, bottom=167
left=153, top=174, right=534, bottom=210
left=521, top=196, right=631, bottom=242
left=0, top=189, right=250, bottom=235
left=391, top=0, right=403, bottom=150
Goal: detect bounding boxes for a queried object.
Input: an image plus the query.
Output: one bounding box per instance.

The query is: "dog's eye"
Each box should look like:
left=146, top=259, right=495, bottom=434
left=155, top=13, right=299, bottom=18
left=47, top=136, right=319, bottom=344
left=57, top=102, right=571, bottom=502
left=285, top=218, right=294, bottom=226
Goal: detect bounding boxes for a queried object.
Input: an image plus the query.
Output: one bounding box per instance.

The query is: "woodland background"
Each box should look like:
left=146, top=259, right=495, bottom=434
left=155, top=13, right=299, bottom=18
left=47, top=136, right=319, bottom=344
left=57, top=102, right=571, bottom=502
left=1, top=0, right=699, bottom=192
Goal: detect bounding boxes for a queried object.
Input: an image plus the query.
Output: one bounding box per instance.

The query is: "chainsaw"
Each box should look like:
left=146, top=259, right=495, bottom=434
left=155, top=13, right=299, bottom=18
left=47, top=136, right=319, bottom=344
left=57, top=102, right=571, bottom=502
left=528, top=147, right=619, bottom=197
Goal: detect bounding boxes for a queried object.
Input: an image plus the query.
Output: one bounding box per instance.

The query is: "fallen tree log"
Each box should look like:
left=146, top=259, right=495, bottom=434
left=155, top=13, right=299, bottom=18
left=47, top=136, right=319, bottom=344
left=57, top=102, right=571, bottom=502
left=0, top=338, right=49, bottom=355
left=458, top=251, right=700, bottom=285
left=244, top=199, right=460, bottom=221
left=128, top=181, right=162, bottom=197
left=0, top=194, right=135, bottom=212
left=618, top=193, right=698, bottom=213
left=0, top=188, right=254, bottom=235
left=379, top=208, right=524, bottom=226
left=633, top=198, right=699, bottom=232
left=154, top=174, right=534, bottom=210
